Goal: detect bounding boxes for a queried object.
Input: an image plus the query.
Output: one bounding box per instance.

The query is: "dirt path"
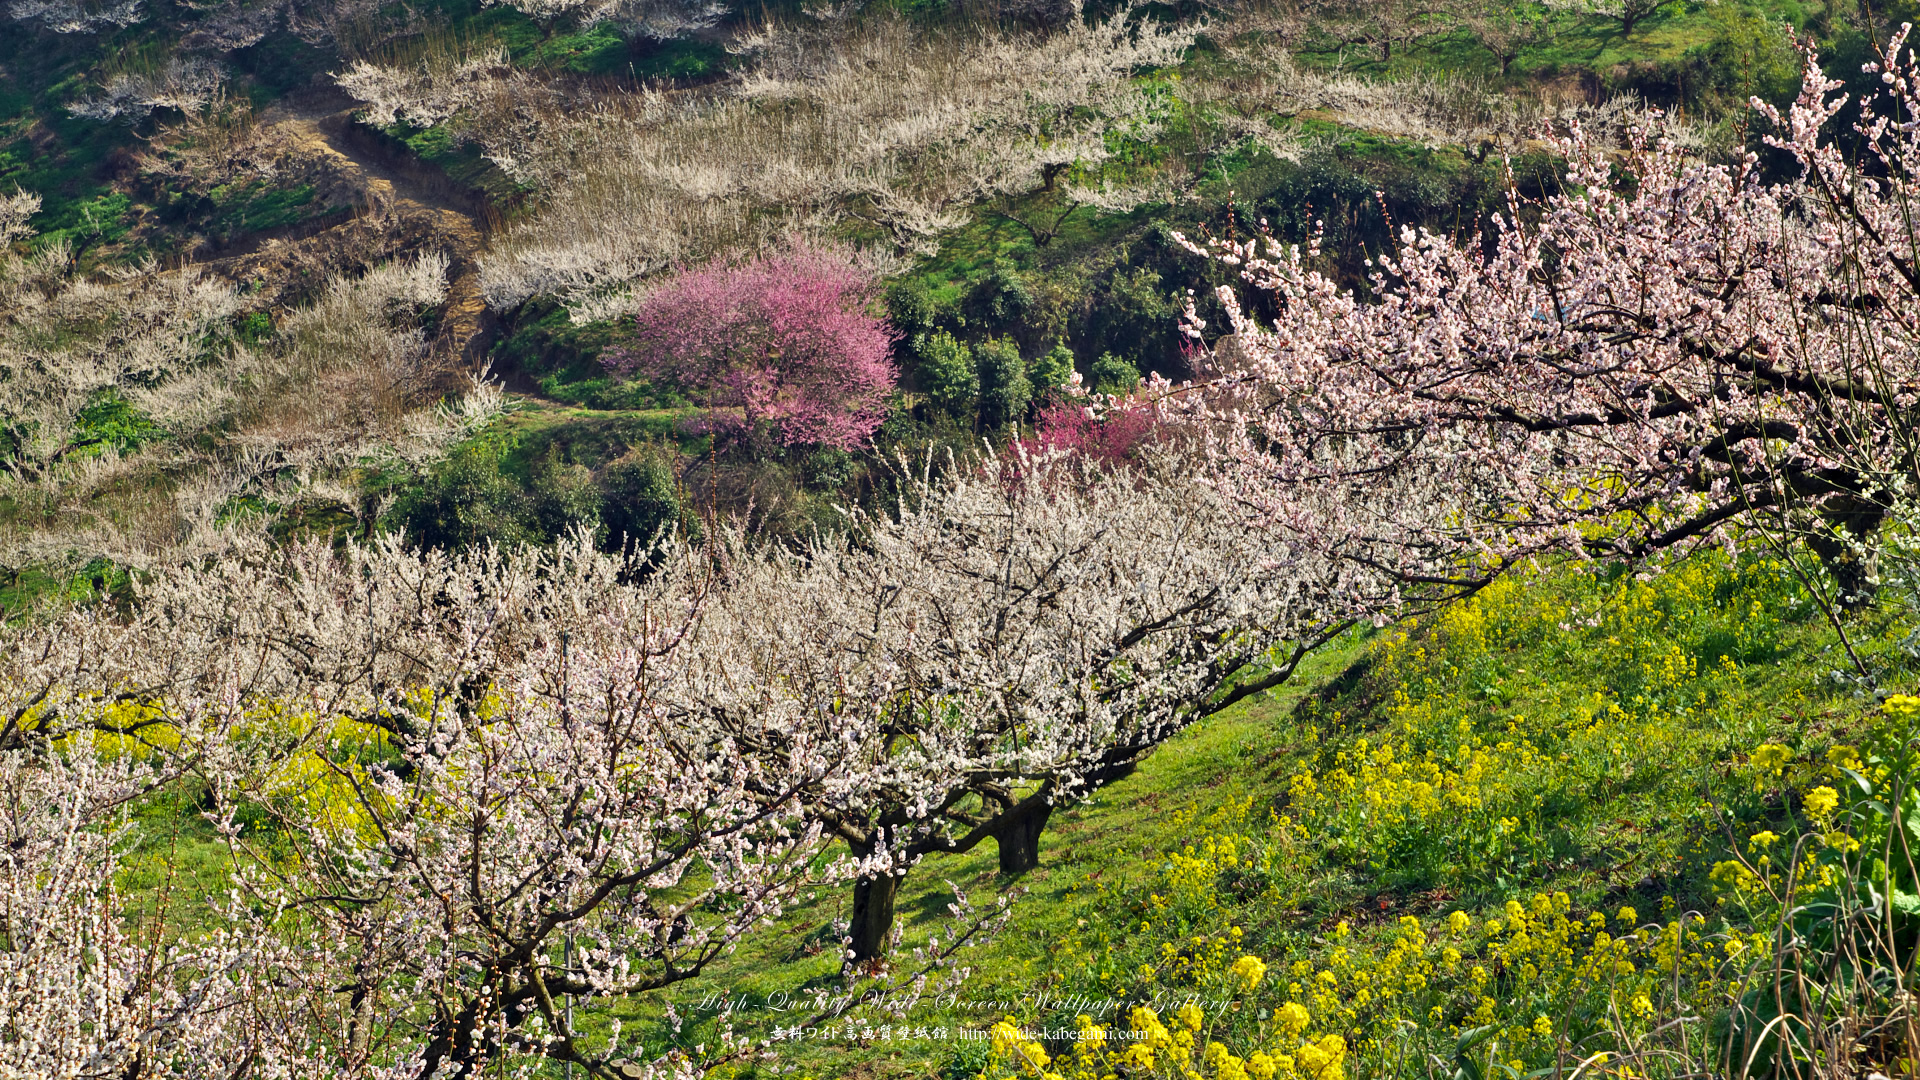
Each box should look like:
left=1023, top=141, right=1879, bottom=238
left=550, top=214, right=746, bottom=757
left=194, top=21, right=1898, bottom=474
left=220, top=89, right=497, bottom=371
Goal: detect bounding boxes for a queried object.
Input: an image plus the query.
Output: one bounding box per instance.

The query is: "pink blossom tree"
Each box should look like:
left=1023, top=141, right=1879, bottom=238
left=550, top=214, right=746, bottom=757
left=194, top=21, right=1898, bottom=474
left=1177, top=34, right=1920, bottom=647
left=607, top=248, right=897, bottom=453
left=1017, top=394, right=1163, bottom=469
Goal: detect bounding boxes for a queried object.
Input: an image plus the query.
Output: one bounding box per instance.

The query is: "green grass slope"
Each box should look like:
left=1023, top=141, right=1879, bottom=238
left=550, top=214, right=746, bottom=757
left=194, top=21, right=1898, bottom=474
left=585, top=551, right=1918, bottom=1079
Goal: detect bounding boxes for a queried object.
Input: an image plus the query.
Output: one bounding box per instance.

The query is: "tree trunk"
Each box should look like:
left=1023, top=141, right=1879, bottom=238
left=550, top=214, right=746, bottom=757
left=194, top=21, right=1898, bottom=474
left=996, top=801, right=1053, bottom=875
left=1808, top=495, right=1886, bottom=610
left=847, top=872, right=901, bottom=967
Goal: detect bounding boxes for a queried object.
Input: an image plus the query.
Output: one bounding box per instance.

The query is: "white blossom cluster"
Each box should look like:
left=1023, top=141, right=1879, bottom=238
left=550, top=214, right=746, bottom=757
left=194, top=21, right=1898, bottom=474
left=383, top=7, right=1197, bottom=310
left=0, top=443, right=1391, bottom=1075
left=7, top=0, right=142, bottom=33
left=65, top=55, right=226, bottom=122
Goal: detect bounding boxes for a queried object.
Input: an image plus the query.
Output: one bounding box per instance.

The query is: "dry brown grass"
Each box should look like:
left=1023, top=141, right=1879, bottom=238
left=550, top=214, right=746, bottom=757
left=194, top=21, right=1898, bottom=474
left=0, top=193, right=502, bottom=572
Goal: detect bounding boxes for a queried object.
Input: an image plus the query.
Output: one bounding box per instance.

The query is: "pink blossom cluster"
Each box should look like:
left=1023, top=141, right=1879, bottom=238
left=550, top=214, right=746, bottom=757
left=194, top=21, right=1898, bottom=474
left=606, top=246, right=897, bottom=452
left=1177, top=34, right=1920, bottom=610
left=1015, top=395, right=1162, bottom=469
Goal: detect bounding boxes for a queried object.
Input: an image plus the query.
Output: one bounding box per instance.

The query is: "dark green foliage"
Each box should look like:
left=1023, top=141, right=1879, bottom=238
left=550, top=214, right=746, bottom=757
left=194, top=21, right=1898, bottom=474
left=875, top=393, right=918, bottom=445
left=966, top=262, right=1033, bottom=325
left=232, top=311, right=274, bottom=347
left=33, top=191, right=131, bottom=253
left=0, top=555, right=131, bottom=618
left=941, top=1039, right=996, bottom=1080
left=392, top=438, right=539, bottom=550
left=974, top=337, right=1029, bottom=429
left=887, top=277, right=942, bottom=339
left=1027, top=343, right=1076, bottom=401
left=1088, top=352, right=1139, bottom=395
left=1085, top=265, right=1178, bottom=375
left=391, top=437, right=613, bottom=551
left=600, top=450, right=683, bottom=555
left=528, top=454, right=602, bottom=541
left=915, top=330, right=977, bottom=417
left=885, top=142, right=1517, bottom=381
left=801, top=446, right=855, bottom=491
left=229, top=31, right=334, bottom=96
left=0, top=16, right=142, bottom=256
left=526, top=22, right=630, bottom=75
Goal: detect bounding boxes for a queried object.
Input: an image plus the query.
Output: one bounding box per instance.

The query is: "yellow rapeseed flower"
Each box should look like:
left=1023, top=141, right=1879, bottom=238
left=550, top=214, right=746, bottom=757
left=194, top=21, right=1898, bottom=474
left=1294, top=1035, right=1346, bottom=1080
left=1751, top=743, right=1792, bottom=774
left=1231, top=955, right=1268, bottom=990
left=1803, top=785, right=1839, bottom=820
left=1275, top=1002, right=1310, bottom=1039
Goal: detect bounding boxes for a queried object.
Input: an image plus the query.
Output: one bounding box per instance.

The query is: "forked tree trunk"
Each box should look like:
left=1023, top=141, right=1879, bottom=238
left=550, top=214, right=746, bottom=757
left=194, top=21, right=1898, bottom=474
left=996, top=801, right=1053, bottom=875
left=846, top=872, right=901, bottom=967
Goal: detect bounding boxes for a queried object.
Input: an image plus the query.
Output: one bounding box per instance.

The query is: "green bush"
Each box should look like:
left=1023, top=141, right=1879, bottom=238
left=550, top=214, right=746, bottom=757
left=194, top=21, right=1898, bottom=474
left=966, top=262, right=1033, bottom=325
left=916, top=330, right=978, bottom=417
left=600, top=450, right=684, bottom=558
left=975, top=337, right=1031, bottom=429
left=71, top=390, right=156, bottom=458
left=1027, top=342, right=1076, bottom=401
left=887, top=277, right=942, bottom=339
left=1089, top=352, right=1141, bottom=395
left=1087, top=266, right=1179, bottom=372
left=391, top=439, right=538, bottom=551
left=528, top=455, right=602, bottom=543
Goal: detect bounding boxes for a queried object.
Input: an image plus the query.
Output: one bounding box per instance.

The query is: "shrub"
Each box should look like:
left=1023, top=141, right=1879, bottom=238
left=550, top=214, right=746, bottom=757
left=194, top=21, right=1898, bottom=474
left=391, top=439, right=537, bottom=551
left=606, top=246, right=897, bottom=453
left=887, top=277, right=941, bottom=339
left=967, top=262, right=1034, bottom=325
left=600, top=449, right=684, bottom=558
left=1027, top=342, right=1077, bottom=402
left=1090, top=351, right=1142, bottom=395
left=916, top=330, right=978, bottom=418
left=975, top=337, right=1031, bottom=429
left=70, top=391, right=158, bottom=459
left=527, top=454, right=602, bottom=543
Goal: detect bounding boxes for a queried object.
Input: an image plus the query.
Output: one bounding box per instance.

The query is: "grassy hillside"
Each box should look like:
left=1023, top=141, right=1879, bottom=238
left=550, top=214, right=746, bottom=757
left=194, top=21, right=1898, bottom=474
left=502, top=551, right=1916, bottom=1078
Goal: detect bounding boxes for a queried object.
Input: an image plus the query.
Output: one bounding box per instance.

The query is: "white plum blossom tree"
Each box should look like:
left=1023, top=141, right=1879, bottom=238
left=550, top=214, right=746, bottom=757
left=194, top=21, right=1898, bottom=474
left=677, top=449, right=1383, bottom=963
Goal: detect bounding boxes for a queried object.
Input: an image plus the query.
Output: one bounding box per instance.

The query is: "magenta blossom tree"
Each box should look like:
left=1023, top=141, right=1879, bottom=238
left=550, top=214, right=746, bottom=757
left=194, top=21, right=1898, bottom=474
left=1017, top=395, right=1162, bottom=469
left=608, top=247, right=897, bottom=452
